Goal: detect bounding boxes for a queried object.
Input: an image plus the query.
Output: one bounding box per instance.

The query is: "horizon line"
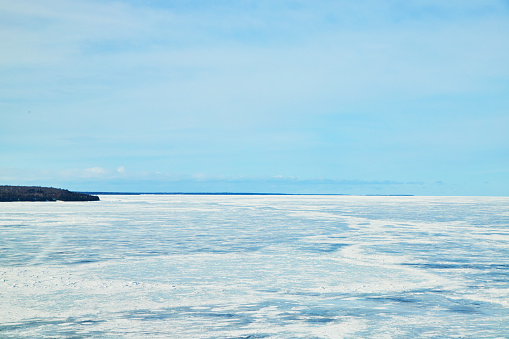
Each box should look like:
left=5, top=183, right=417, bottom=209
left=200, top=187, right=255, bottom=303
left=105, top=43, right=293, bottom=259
left=80, top=191, right=415, bottom=197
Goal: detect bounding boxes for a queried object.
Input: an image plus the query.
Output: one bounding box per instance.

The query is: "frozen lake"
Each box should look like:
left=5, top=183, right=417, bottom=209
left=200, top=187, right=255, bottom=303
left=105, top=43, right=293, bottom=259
left=1, top=195, right=508, bottom=338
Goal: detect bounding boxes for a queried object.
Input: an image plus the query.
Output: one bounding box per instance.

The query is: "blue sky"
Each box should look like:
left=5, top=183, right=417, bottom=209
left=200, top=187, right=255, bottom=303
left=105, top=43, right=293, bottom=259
left=1, top=0, right=508, bottom=195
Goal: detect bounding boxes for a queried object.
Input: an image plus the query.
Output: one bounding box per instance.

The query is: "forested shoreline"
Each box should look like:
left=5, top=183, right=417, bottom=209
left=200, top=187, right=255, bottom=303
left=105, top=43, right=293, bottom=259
left=0, top=186, right=100, bottom=202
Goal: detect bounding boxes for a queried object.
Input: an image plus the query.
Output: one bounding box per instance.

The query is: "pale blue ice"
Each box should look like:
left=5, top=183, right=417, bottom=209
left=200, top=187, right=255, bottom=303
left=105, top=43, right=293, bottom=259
left=1, top=195, right=508, bottom=338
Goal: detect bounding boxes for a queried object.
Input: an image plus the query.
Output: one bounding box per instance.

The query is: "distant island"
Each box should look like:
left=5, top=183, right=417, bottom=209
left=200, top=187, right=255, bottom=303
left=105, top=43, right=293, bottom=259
left=0, top=186, right=100, bottom=202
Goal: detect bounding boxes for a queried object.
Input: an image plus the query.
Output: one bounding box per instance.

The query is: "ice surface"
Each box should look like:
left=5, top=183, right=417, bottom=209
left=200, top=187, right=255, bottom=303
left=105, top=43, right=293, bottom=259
left=1, top=195, right=508, bottom=338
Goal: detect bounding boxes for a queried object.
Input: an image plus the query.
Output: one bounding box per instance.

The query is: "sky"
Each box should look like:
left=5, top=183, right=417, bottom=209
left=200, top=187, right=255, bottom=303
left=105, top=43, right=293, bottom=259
left=1, top=0, right=509, bottom=195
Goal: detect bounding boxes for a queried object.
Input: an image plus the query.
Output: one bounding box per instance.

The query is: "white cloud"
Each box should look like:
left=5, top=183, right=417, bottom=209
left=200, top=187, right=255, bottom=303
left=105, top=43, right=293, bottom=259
left=82, top=167, right=108, bottom=177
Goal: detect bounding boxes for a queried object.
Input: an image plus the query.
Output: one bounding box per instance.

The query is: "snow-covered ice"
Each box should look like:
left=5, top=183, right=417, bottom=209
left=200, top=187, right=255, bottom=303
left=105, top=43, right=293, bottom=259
left=1, top=195, right=508, bottom=338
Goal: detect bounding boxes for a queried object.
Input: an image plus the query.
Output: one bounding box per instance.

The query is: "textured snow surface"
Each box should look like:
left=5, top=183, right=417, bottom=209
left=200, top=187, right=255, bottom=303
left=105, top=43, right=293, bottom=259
left=1, top=195, right=508, bottom=338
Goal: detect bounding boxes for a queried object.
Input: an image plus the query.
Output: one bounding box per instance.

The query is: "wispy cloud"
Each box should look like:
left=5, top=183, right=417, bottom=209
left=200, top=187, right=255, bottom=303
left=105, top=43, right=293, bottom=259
left=3, top=0, right=508, bottom=102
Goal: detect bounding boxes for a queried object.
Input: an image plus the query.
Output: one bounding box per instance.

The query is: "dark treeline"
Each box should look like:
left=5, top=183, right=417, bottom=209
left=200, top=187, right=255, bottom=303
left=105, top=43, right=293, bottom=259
left=0, top=186, right=100, bottom=202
